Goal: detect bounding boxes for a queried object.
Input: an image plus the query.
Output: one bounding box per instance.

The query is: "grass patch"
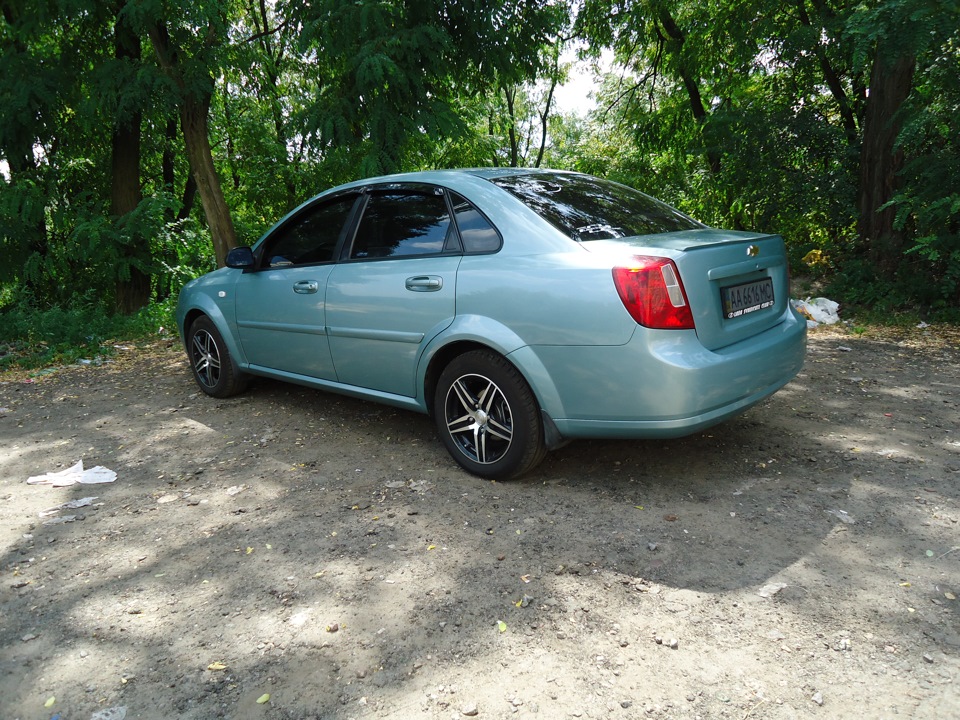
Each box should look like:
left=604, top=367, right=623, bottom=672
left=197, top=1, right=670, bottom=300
left=0, top=298, right=176, bottom=371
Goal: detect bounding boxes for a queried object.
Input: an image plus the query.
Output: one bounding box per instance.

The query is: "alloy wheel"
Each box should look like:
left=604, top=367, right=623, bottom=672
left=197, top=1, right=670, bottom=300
left=444, top=373, right=514, bottom=464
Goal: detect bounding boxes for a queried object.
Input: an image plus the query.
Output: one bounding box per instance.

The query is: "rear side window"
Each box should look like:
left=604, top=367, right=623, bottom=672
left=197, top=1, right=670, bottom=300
left=264, top=195, right=358, bottom=267
left=490, top=172, right=704, bottom=241
left=351, top=192, right=455, bottom=259
left=450, top=192, right=501, bottom=253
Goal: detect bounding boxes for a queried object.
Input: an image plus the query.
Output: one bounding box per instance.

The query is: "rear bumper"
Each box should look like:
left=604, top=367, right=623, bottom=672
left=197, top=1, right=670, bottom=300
left=527, top=307, right=806, bottom=439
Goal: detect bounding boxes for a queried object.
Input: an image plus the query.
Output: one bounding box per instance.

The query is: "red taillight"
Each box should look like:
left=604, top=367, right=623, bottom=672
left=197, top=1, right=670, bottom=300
left=612, top=256, right=695, bottom=330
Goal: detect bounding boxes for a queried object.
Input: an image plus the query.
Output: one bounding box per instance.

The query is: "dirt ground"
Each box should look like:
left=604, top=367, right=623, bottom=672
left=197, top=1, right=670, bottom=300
left=1, top=323, right=958, bottom=720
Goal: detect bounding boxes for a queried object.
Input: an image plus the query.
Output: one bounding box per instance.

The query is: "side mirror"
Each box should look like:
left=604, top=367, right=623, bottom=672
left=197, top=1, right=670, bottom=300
left=225, top=246, right=255, bottom=269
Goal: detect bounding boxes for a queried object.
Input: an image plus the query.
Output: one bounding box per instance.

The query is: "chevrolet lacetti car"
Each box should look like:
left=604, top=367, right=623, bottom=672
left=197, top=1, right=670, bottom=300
left=176, top=169, right=806, bottom=479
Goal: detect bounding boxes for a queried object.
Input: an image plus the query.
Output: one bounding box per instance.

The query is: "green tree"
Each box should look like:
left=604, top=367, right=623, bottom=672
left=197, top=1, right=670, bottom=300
left=290, top=0, right=568, bottom=176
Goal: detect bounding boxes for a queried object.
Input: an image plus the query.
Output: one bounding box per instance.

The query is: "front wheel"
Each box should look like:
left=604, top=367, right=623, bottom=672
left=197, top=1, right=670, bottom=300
left=187, top=316, right=248, bottom=398
left=434, top=350, right=546, bottom=480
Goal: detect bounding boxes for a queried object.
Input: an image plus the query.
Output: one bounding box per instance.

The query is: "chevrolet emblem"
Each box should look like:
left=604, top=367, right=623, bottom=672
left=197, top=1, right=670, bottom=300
left=747, top=245, right=760, bottom=257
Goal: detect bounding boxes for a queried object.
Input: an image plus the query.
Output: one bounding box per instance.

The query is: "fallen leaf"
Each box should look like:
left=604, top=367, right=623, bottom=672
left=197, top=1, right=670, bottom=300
left=899, top=582, right=912, bottom=588
left=45, top=697, right=56, bottom=708
left=246, top=547, right=254, bottom=555
left=663, top=514, right=678, bottom=522
left=256, top=693, right=270, bottom=704
left=945, top=592, right=956, bottom=601
left=634, top=505, right=644, bottom=510
left=427, top=544, right=436, bottom=551
left=520, top=574, right=531, bottom=583
left=207, top=662, right=228, bottom=671
left=497, top=620, right=507, bottom=633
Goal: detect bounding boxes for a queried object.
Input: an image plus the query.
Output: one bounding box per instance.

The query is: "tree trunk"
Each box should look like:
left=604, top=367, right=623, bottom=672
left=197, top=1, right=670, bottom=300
left=148, top=21, right=238, bottom=268
left=180, top=94, right=237, bottom=267
left=857, top=51, right=915, bottom=277
left=112, top=7, right=151, bottom=314
left=657, top=10, right=722, bottom=175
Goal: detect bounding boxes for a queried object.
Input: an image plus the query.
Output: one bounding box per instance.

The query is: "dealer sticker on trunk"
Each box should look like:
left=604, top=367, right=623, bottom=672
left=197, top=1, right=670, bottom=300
left=721, top=278, right=775, bottom=319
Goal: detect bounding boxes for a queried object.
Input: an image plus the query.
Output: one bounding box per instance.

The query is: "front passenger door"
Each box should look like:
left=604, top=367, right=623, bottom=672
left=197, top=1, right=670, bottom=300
left=235, top=194, right=360, bottom=380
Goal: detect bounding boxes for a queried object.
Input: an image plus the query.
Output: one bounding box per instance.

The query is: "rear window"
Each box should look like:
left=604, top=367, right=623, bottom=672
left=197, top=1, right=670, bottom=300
left=489, top=172, right=704, bottom=241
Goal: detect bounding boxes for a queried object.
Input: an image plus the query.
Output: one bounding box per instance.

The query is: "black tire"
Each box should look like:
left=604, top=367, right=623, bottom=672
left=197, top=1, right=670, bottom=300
left=434, top=350, right=547, bottom=480
left=186, top=316, right=248, bottom=398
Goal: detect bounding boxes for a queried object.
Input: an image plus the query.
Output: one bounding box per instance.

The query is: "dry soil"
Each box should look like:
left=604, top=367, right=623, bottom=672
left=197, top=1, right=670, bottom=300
left=1, top=324, right=958, bottom=720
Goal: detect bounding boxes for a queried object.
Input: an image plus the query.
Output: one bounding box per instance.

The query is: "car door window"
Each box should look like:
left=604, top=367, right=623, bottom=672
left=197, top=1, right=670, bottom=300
left=351, top=191, right=456, bottom=259
left=450, top=192, right=501, bottom=253
left=263, top=195, right=358, bottom=267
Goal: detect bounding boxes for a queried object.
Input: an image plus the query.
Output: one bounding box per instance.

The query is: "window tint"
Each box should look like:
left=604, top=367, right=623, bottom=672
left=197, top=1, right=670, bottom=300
left=489, top=173, right=704, bottom=241
left=351, top=191, right=453, bottom=259
left=450, top=192, right=501, bottom=253
left=265, top=195, right=357, bottom=267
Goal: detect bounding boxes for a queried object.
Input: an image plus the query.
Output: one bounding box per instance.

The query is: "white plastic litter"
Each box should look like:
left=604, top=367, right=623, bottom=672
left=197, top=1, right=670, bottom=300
left=757, top=582, right=788, bottom=598
left=39, top=497, right=98, bottom=518
left=90, top=707, right=127, bottom=720
left=791, top=297, right=840, bottom=326
left=827, top=508, right=856, bottom=525
left=27, top=460, right=117, bottom=486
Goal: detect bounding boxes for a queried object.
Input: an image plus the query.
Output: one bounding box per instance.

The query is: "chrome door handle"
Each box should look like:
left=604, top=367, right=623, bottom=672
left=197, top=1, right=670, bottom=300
left=405, top=275, right=443, bottom=292
left=293, top=280, right=319, bottom=294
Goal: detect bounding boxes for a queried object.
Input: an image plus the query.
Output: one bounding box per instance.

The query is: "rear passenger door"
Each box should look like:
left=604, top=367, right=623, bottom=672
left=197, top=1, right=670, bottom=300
left=325, top=186, right=461, bottom=397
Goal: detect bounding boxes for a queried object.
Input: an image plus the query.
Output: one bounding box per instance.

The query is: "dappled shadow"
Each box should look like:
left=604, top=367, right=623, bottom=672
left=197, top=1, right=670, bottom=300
left=2, top=332, right=958, bottom=718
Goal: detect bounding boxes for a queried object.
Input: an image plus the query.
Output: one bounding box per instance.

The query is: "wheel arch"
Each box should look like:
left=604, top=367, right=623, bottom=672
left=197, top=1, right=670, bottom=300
left=178, top=298, right=247, bottom=367
left=420, top=318, right=567, bottom=429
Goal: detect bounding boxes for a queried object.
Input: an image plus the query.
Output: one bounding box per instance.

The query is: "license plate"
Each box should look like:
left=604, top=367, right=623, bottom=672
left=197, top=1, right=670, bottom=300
left=721, top=278, right=775, bottom=319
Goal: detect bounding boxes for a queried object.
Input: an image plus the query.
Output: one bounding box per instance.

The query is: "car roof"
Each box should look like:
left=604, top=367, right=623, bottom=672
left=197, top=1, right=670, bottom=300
left=332, top=167, right=580, bottom=191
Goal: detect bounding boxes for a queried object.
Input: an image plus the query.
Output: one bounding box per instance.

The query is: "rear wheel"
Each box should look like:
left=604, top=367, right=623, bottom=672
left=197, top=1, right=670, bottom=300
left=434, top=350, right=546, bottom=480
left=187, top=316, right=248, bottom=398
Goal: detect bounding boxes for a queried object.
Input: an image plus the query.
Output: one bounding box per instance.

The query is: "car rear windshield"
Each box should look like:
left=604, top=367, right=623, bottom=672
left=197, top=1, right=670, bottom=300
left=489, top=172, right=704, bottom=241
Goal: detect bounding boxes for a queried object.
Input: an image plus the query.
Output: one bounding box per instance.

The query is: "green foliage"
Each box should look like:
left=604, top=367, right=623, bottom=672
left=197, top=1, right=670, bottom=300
left=3, top=0, right=960, bottom=346
left=0, top=291, right=176, bottom=370
left=290, top=0, right=567, bottom=176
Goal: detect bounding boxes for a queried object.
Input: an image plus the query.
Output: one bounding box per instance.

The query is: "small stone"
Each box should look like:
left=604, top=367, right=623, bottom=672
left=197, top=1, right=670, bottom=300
left=647, top=542, right=658, bottom=551
left=461, top=703, right=479, bottom=716
left=922, top=653, right=934, bottom=664
left=812, top=692, right=823, bottom=706
left=620, top=700, right=632, bottom=709
left=668, top=638, right=679, bottom=649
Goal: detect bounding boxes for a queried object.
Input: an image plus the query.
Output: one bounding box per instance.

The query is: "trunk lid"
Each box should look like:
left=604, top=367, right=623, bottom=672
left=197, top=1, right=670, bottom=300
left=585, top=229, right=791, bottom=351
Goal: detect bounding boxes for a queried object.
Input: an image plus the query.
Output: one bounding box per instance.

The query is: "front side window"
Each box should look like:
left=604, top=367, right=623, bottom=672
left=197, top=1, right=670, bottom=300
left=350, top=191, right=455, bottom=259
left=489, top=172, right=704, bottom=241
left=263, top=195, right=358, bottom=267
